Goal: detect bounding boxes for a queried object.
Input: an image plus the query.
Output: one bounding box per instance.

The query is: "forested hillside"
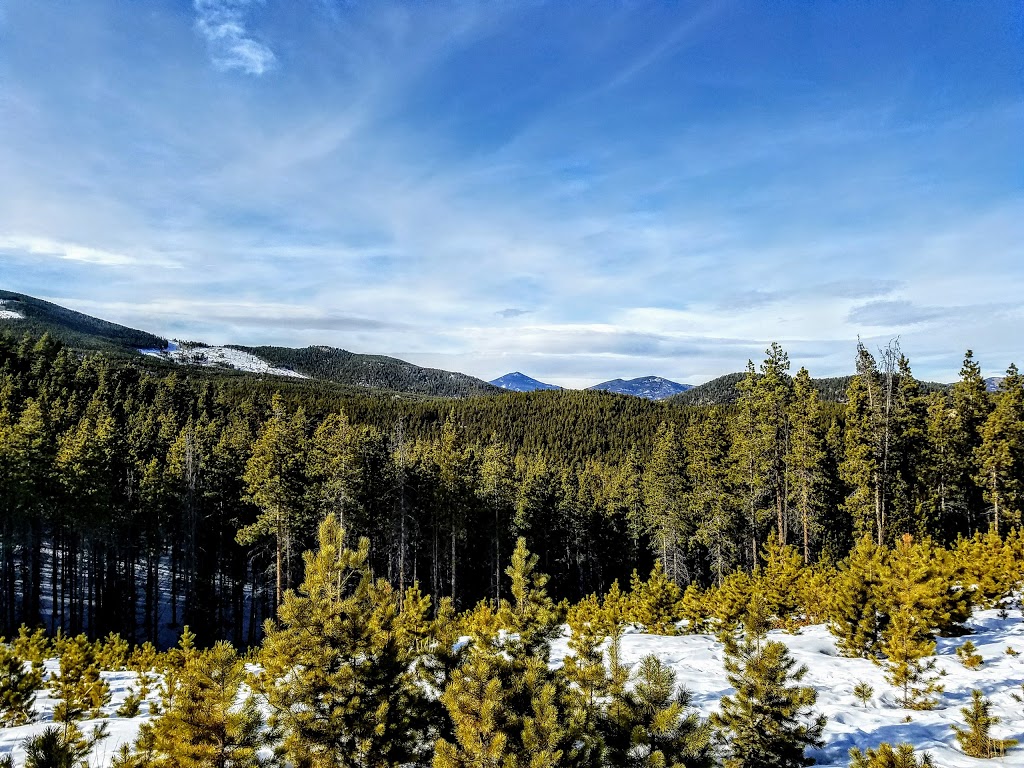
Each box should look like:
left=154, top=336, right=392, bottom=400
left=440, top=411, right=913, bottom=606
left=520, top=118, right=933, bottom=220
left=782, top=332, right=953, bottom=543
left=673, top=370, right=948, bottom=406
left=233, top=344, right=499, bottom=398
left=2, top=328, right=1022, bottom=652
left=0, top=291, right=166, bottom=354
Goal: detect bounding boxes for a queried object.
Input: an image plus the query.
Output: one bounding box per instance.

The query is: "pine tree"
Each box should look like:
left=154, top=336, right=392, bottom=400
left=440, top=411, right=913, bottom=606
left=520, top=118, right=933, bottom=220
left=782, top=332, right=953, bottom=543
left=50, top=635, right=110, bottom=722
left=603, top=655, right=713, bottom=768
left=22, top=723, right=109, bottom=768
left=849, top=743, right=934, bottom=768
left=827, top=537, right=886, bottom=658
left=257, top=514, right=429, bottom=768
left=135, top=641, right=266, bottom=768
left=755, top=533, right=805, bottom=630
left=237, top=394, right=308, bottom=607
left=641, top=422, right=688, bottom=584
left=436, top=540, right=576, bottom=768
left=878, top=536, right=946, bottom=709
left=684, top=410, right=738, bottom=586
left=952, top=689, right=1017, bottom=758
left=975, top=364, right=1024, bottom=534
left=713, top=635, right=825, bottom=768
left=787, top=368, right=826, bottom=563
left=628, top=562, right=682, bottom=636
left=0, top=640, right=43, bottom=726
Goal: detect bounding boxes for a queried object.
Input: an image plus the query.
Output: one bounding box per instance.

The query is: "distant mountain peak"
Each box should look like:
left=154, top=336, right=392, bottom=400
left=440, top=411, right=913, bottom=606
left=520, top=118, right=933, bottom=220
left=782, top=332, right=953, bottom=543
left=489, top=372, right=561, bottom=392
left=588, top=375, right=692, bottom=400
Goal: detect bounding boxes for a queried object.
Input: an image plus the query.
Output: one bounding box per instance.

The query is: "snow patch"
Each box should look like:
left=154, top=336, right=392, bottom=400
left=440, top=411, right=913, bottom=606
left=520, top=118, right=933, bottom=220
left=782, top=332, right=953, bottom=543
left=0, top=300, right=25, bottom=320
left=139, top=342, right=307, bottom=379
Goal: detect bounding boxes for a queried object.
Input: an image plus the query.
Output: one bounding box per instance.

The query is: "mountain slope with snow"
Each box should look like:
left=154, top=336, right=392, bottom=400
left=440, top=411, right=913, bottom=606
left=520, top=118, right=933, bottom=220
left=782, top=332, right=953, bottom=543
left=489, top=372, right=562, bottom=392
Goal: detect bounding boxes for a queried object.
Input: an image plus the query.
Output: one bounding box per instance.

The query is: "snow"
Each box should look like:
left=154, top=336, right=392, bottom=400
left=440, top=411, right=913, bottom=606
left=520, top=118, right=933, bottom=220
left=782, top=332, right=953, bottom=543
left=0, top=301, right=24, bottom=320
left=138, top=342, right=307, bottom=379
left=0, top=666, right=156, bottom=767
left=5, top=607, right=1024, bottom=766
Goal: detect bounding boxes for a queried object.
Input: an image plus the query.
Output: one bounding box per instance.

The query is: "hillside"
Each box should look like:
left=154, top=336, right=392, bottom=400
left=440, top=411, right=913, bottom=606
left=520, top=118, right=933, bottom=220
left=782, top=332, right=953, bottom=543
left=672, top=371, right=948, bottom=406
left=0, top=290, right=167, bottom=353
left=233, top=344, right=499, bottom=398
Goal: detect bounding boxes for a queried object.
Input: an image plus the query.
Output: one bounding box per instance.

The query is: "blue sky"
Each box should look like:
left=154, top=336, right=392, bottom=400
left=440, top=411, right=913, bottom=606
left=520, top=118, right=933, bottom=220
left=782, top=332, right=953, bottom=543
left=0, top=1, right=1021, bottom=387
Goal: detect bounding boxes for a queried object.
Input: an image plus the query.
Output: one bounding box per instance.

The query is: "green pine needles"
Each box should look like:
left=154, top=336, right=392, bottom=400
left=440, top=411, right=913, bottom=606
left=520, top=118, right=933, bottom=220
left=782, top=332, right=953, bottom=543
left=713, top=635, right=826, bottom=768
left=952, top=689, right=1018, bottom=758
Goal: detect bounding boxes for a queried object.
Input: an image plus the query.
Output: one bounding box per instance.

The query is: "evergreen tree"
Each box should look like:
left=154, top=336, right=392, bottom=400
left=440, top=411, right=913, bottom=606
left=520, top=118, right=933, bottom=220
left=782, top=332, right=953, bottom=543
left=787, top=368, right=826, bottom=564
left=878, top=536, right=947, bottom=709
left=604, top=655, right=713, bottom=768
left=641, top=422, right=689, bottom=584
left=975, top=364, right=1024, bottom=534
left=952, top=689, right=1017, bottom=758
left=628, top=562, right=682, bottom=635
left=0, top=640, right=43, bottom=726
left=136, top=641, right=266, bottom=768
left=848, top=743, right=933, bottom=768
left=827, top=537, right=886, bottom=658
left=257, top=514, right=429, bottom=768
left=237, top=394, right=308, bottom=607
left=713, top=635, right=825, bottom=768
left=684, top=410, right=738, bottom=586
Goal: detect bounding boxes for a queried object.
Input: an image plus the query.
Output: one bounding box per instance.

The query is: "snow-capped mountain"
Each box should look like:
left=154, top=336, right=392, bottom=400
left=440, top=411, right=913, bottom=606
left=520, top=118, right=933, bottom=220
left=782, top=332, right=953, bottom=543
left=588, top=376, right=692, bottom=400
left=986, top=376, right=1004, bottom=392
left=489, top=372, right=561, bottom=392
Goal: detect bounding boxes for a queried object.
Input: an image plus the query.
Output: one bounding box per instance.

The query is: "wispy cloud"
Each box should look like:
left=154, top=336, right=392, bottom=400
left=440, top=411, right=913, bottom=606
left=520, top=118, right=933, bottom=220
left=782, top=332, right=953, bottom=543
left=194, top=0, right=275, bottom=75
left=0, top=235, right=140, bottom=267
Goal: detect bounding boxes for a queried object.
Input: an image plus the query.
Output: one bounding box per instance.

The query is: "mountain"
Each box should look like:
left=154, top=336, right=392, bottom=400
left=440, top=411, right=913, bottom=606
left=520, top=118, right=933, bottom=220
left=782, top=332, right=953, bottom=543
left=0, top=291, right=498, bottom=398
left=0, top=289, right=167, bottom=353
left=231, top=345, right=499, bottom=398
left=986, top=376, right=1004, bottom=392
left=489, top=372, right=561, bottom=392
left=588, top=376, right=692, bottom=400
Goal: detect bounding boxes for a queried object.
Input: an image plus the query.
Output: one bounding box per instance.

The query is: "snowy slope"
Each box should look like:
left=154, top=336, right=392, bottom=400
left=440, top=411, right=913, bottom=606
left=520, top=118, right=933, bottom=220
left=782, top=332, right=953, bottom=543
left=0, top=300, right=25, bottom=320
left=551, top=608, right=1024, bottom=768
left=489, top=372, right=562, bottom=392
left=139, top=342, right=307, bottom=379
left=5, top=608, right=1024, bottom=766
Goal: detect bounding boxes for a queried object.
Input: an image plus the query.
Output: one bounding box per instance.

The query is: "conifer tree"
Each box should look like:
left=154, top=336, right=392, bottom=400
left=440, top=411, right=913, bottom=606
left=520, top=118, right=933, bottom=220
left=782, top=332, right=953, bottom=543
left=713, top=635, right=825, bottom=768
left=628, top=562, right=682, bottom=635
left=0, top=641, right=42, bottom=726
left=436, top=540, right=576, bottom=768
left=952, top=689, right=1017, bottom=758
left=50, top=635, right=110, bottom=722
left=878, top=536, right=949, bottom=709
left=828, top=537, right=886, bottom=658
left=756, top=533, right=804, bottom=630
left=603, top=655, right=713, bottom=768
left=257, top=514, right=429, bottom=768
left=237, top=394, right=308, bottom=607
left=135, top=641, right=266, bottom=768
left=787, top=368, right=826, bottom=563
left=849, top=743, right=934, bottom=768
left=975, top=364, right=1024, bottom=534
left=641, top=422, right=688, bottom=584
left=684, top=410, right=738, bottom=586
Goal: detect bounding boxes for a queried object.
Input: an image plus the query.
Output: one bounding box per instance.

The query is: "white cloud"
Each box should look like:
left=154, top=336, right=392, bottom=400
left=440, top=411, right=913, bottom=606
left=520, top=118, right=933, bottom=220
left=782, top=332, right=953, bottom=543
left=0, top=235, right=139, bottom=267
left=194, top=0, right=276, bottom=75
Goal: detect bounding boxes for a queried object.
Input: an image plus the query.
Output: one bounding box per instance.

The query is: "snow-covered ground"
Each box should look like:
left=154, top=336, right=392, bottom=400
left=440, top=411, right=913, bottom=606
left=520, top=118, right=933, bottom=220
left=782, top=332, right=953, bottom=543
left=4, top=608, right=1024, bottom=766
left=139, top=342, right=307, bottom=379
left=0, top=300, right=25, bottom=320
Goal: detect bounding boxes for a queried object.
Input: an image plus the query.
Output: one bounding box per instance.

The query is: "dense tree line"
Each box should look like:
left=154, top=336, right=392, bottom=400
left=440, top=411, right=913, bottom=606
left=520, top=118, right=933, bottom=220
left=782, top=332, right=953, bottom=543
left=1, top=329, right=1022, bottom=650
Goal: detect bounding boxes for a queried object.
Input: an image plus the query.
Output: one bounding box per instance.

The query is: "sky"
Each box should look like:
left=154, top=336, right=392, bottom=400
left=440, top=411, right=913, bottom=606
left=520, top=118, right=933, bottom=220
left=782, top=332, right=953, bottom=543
left=0, top=1, right=1022, bottom=388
